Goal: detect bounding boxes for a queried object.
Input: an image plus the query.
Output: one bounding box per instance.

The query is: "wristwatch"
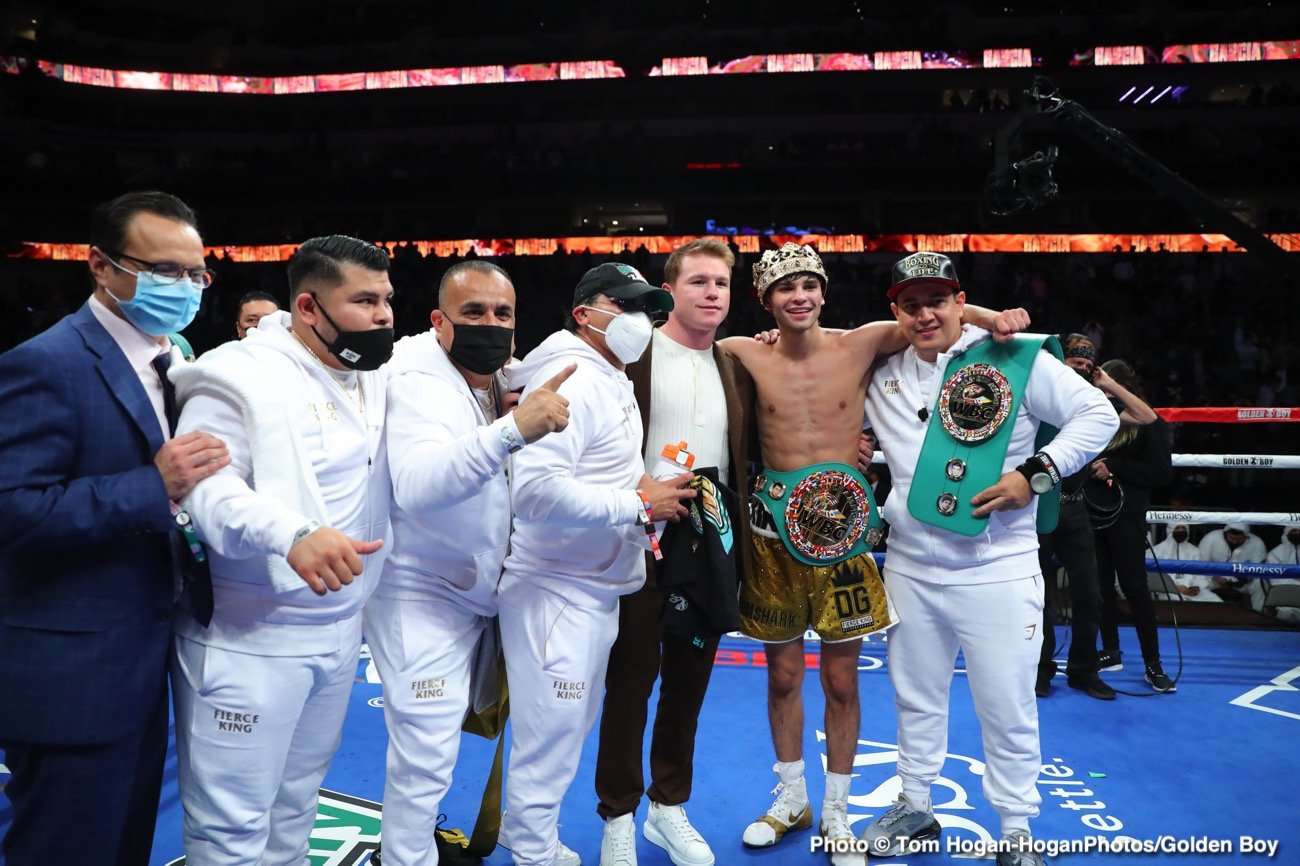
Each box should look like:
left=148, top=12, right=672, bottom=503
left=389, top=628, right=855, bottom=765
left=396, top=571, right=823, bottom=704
left=499, top=424, right=523, bottom=454
left=291, top=519, right=321, bottom=548
left=1015, top=452, right=1060, bottom=495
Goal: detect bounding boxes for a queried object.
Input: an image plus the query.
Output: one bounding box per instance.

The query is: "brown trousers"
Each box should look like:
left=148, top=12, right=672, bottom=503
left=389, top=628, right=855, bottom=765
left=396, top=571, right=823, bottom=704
left=594, top=580, right=720, bottom=819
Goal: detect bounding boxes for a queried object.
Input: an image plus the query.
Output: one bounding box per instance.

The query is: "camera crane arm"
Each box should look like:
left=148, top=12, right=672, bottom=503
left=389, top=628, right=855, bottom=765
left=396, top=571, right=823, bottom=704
left=991, top=77, right=1291, bottom=267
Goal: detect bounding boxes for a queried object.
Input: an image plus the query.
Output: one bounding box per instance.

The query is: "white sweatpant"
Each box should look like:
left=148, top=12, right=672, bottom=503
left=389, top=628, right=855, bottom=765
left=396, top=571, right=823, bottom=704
left=498, top=576, right=619, bottom=866
left=884, top=568, right=1044, bottom=835
left=363, top=592, right=486, bottom=866
left=171, top=622, right=361, bottom=866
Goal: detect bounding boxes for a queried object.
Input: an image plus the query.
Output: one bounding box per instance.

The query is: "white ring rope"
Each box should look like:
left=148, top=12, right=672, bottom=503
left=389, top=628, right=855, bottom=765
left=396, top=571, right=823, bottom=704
left=862, top=410, right=1300, bottom=582
left=870, top=553, right=1300, bottom=579
left=870, top=453, right=1300, bottom=469
left=1171, top=454, right=1300, bottom=469
left=1145, top=510, right=1300, bottom=526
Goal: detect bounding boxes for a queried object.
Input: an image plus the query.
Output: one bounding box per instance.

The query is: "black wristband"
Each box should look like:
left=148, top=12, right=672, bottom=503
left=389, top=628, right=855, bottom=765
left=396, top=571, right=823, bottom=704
left=1034, top=451, right=1061, bottom=485
left=1015, top=456, right=1056, bottom=495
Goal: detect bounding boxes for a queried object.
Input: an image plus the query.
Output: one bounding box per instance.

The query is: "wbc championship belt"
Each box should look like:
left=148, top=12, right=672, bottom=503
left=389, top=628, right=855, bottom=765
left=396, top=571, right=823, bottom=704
left=907, top=335, right=1063, bottom=537
left=750, top=463, right=883, bottom=567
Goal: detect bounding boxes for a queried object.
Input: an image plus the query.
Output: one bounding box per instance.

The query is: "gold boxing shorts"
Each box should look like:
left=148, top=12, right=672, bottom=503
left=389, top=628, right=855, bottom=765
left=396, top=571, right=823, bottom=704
left=739, top=529, right=894, bottom=643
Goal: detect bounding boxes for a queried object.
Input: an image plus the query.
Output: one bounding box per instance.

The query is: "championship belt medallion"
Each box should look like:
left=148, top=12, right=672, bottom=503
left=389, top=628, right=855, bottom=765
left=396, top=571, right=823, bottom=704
left=783, top=469, right=877, bottom=564
left=937, top=363, right=1013, bottom=444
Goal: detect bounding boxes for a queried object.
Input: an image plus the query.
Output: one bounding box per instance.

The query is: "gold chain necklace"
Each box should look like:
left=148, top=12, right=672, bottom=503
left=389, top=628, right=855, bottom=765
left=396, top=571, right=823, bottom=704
left=291, top=328, right=365, bottom=416
left=473, top=381, right=498, bottom=422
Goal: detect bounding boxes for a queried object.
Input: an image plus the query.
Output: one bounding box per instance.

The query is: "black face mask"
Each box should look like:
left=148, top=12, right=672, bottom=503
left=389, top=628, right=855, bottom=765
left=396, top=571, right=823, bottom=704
left=311, top=293, right=394, bottom=371
left=444, top=321, right=514, bottom=375
left=1172, top=530, right=1189, bottom=544
left=1288, top=532, right=1300, bottom=546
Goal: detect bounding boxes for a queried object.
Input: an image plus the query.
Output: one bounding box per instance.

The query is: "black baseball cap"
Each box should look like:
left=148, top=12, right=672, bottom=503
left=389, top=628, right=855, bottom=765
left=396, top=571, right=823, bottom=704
left=573, top=262, right=674, bottom=315
left=888, top=252, right=962, bottom=300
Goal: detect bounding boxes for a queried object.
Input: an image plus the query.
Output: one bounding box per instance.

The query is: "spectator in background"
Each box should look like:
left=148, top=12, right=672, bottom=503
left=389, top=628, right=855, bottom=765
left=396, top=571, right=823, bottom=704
left=1197, top=521, right=1269, bottom=605
left=235, top=290, right=279, bottom=339
left=1267, top=524, right=1300, bottom=565
left=1250, top=524, right=1300, bottom=623
left=1148, top=523, right=1216, bottom=602
left=1199, top=523, right=1267, bottom=564
left=1091, top=359, right=1176, bottom=693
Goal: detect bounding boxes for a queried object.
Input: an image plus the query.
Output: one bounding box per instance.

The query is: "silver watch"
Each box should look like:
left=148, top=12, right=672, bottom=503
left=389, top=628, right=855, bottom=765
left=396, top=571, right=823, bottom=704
left=499, top=425, right=523, bottom=454
left=292, top=520, right=321, bottom=547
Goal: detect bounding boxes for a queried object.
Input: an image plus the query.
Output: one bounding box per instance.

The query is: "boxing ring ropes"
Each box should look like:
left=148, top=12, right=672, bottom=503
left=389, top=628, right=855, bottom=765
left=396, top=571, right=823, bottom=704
left=870, top=405, right=1300, bottom=585
left=1138, top=406, right=1300, bottom=585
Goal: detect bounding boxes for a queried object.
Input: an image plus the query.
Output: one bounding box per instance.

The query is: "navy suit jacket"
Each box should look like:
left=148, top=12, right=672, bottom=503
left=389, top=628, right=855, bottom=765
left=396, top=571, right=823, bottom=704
left=0, top=301, right=177, bottom=745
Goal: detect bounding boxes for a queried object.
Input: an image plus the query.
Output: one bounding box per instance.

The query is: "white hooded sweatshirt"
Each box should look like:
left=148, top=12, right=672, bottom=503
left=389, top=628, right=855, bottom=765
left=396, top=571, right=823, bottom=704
left=866, top=327, right=1119, bottom=584
left=1149, top=523, right=1215, bottom=601
left=378, top=329, right=525, bottom=615
left=1199, top=525, right=1267, bottom=564
left=172, top=311, right=390, bottom=655
left=1251, top=524, right=1300, bottom=618
left=502, top=330, right=648, bottom=606
left=1266, top=525, right=1300, bottom=565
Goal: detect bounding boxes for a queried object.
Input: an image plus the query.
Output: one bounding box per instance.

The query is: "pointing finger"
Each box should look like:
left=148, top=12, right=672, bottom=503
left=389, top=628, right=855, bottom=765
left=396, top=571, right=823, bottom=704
left=539, top=363, right=578, bottom=392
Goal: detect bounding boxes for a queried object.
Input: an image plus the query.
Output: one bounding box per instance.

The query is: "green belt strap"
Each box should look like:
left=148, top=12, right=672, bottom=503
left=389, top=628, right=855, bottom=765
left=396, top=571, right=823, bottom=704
left=907, top=334, right=1062, bottom=537
left=751, top=462, right=883, bottom=567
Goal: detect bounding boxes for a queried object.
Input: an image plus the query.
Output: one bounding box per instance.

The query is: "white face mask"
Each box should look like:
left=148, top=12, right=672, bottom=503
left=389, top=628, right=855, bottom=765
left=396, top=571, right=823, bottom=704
left=583, top=306, right=653, bottom=364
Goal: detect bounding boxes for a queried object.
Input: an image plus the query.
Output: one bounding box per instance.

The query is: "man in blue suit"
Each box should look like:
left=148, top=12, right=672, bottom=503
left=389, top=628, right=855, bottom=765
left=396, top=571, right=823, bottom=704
left=0, top=190, right=229, bottom=865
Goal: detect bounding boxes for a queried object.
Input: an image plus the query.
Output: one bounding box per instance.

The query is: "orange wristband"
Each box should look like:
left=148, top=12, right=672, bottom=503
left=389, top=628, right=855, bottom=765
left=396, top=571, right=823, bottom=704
left=636, top=490, right=663, bottom=561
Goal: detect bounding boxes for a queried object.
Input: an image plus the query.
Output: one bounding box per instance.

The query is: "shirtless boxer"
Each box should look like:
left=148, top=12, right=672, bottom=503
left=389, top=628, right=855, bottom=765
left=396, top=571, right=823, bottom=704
left=718, top=243, right=1026, bottom=865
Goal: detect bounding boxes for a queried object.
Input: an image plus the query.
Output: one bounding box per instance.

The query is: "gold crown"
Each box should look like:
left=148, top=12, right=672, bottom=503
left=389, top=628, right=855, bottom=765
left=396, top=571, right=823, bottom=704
left=752, top=242, right=827, bottom=298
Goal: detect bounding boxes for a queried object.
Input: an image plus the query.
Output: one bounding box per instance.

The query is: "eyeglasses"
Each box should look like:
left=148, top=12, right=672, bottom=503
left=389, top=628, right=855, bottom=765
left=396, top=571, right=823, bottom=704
left=102, top=249, right=215, bottom=289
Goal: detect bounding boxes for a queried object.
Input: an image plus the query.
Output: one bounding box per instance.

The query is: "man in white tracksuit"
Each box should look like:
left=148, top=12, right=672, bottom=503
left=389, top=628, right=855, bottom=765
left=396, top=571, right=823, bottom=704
left=1198, top=522, right=1267, bottom=604
left=171, top=235, right=395, bottom=865
left=1251, top=524, right=1300, bottom=623
left=1148, top=523, right=1214, bottom=601
left=1199, top=522, right=1267, bottom=564
left=366, top=260, right=574, bottom=866
left=500, top=263, right=696, bottom=866
left=860, top=253, right=1117, bottom=866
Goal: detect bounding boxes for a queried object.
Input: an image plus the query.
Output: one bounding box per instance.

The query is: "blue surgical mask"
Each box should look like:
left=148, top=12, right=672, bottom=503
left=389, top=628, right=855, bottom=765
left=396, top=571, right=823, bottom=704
left=105, top=266, right=202, bottom=337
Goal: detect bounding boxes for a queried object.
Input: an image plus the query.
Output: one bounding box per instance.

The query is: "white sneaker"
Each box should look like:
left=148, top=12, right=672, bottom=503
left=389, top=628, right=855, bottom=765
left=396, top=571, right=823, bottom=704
left=741, top=779, right=813, bottom=848
left=820, top=801, right=864, bottom=866
left=497, top=817, right=582, bottom=866
left=643, top=802, right=714, bottom=866
left=600, top=813, right=637, bottom=866
left=556, top=840, right=582, bottom=866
